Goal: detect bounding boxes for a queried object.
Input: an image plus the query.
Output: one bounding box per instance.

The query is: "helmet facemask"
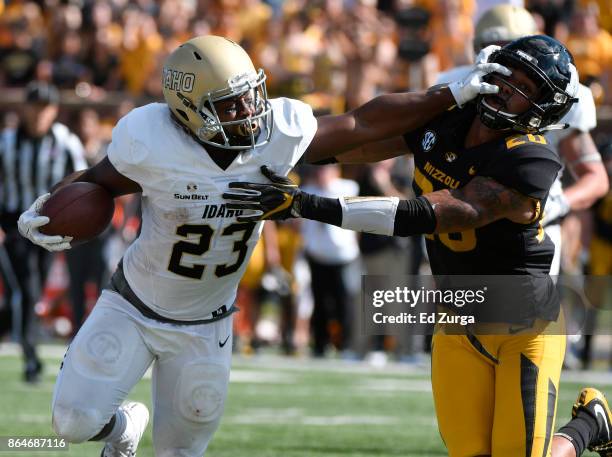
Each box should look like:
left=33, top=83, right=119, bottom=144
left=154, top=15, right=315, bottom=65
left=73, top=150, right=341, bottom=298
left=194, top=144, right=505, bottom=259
left=476, top=39, right=579, bottom=133
left=179, top=69, right=273, bottom=151
left=477, top=68, right=547, bottom=132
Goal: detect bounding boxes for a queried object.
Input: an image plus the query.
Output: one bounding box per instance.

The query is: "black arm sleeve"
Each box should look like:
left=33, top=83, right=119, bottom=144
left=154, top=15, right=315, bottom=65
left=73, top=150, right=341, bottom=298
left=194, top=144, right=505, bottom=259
left=393, top=196, right=437, bottom=236
left=299, top=193, right=342, bottom=226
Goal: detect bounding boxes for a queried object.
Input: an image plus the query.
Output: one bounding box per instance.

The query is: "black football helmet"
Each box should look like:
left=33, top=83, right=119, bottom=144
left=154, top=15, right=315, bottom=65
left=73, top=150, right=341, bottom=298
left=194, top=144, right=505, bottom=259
left=477, top=35, right=579, bottom=133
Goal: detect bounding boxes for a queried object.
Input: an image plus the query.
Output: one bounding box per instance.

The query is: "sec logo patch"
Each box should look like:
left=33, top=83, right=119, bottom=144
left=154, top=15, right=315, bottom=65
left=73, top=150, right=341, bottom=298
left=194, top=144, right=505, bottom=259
left=422, top=130, right=436, bottom=152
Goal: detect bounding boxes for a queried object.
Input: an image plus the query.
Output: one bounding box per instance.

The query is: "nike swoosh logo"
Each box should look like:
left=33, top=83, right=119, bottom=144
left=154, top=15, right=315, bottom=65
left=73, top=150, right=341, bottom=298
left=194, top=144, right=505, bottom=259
left=219, top=335, right=230, bottom=348
left=594, top=404, right=611, bottom=440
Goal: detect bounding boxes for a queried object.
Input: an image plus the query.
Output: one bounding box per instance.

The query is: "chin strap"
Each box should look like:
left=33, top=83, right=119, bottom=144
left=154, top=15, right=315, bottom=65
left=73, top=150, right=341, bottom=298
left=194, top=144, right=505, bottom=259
left=537, top=123, right=570, bottom=132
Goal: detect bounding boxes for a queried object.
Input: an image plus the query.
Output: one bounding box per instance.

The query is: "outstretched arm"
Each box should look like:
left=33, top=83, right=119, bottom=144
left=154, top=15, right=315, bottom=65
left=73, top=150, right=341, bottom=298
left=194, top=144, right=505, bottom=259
left=296, top=176, right=536, bottom=236
left=222, top=167, right=537, bottom=236
left=303, top=87, right=452, bottom=164
left=333, top=136, right=411, bottom=164
left=303, top=54, right=510, bottom=164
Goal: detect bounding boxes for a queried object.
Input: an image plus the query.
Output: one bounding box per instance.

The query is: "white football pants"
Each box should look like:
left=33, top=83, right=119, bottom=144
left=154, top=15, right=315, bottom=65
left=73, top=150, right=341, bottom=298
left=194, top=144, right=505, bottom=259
left=51, top=289, right=233, bottom=457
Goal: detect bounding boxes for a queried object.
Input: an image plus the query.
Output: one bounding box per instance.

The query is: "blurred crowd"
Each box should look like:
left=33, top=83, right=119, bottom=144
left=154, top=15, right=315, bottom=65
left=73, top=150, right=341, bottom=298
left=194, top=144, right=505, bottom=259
left=1, top=0, right=611, bottom=108
left=1, top=0, right=612, bottom=377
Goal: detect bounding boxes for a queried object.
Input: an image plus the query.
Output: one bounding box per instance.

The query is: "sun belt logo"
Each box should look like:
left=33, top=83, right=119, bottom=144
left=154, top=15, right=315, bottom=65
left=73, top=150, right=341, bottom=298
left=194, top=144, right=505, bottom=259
left=422, top=130, right=436, bottom=152
left=163, top=68, right=195, bottom=93
left=174, top=183, right=209, bottom=201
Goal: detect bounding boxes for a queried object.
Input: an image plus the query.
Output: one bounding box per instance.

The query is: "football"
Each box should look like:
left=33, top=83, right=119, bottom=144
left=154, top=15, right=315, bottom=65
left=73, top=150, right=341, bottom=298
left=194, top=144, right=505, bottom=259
left=39, top=182, right=115, bottom=245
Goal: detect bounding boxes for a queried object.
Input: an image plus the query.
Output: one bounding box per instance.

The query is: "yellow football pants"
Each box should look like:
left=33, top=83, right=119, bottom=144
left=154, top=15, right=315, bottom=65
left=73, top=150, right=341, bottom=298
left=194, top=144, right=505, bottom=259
left=432, top=326, right=566, bottom=457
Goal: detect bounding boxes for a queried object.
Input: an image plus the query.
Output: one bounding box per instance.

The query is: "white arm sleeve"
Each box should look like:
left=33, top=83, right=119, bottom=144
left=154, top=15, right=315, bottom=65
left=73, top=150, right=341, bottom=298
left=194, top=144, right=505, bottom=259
left=340, top=196, right=400, bottom=236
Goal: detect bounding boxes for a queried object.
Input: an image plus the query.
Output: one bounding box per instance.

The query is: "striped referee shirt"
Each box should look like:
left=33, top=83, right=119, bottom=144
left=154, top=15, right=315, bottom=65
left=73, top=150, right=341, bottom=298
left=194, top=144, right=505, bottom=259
left=0, top=123, right=86, bottom=227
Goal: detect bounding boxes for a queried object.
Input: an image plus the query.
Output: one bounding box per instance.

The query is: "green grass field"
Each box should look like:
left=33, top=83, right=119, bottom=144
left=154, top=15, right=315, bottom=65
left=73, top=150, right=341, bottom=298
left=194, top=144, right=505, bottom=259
left=0, top=344, right=609, bottom=456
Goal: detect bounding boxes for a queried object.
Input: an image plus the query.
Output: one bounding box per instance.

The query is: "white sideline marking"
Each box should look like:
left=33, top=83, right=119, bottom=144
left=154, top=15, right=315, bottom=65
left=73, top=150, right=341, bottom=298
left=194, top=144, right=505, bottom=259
left=359, top=379, right=432, bottom=392
left=141, top=368, right=299, bottom=383
left=230, top=370, right=297, bottom=384
left=227, top=408, right=400, bottom=426
left=0, top=413, right=50, bottom=424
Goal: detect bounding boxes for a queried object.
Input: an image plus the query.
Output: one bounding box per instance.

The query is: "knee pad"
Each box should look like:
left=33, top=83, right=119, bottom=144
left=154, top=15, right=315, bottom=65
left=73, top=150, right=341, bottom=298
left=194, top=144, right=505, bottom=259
left=175, top=361, right=229, bottom=424
left=72, top=329, right=131, bottom=380
left=52, top=404, right=104, bottom=443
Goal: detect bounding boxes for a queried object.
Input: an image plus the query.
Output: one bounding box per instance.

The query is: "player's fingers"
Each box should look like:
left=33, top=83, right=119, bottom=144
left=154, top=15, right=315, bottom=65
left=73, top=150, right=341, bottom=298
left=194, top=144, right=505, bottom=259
left=29, top=216, right=50, bottom=228
left=236, top=216, right=260, bottom=223
left=474, top=45, right=501, bottom=64
left=479, top=83, right=501, bottom=95
left=33, top=193, right=51, bottom=211
left=58, top=241, right=72, bottom=250
left=226, top=195, right=263, bottom=202
left=222, top=191, right=262, bottom=202
left=226, top=202, right=260, bottom=211
left=478, top=62, right=511, bottom=76
left=227, top=183, right=262, bottom=193
left=236, top=209, right=264, bottom=222
left=31, top=232, right=65, bottom=244
left=260, top=166, right=293, bottom=185
left=261, top=165, right=280, bottom=180
left=45, top=241, right=72, bottom=252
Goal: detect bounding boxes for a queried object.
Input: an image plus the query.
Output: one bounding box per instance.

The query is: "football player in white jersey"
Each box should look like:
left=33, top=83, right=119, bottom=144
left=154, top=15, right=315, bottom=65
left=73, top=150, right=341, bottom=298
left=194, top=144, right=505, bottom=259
left=17, top=35, right=507, bottom=456
left=435, top=4, right=609, bottom=277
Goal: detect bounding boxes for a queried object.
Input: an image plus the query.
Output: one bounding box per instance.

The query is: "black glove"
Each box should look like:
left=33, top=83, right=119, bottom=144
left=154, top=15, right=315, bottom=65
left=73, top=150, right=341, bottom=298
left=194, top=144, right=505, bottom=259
left=223, top=166, right=304, bottom=222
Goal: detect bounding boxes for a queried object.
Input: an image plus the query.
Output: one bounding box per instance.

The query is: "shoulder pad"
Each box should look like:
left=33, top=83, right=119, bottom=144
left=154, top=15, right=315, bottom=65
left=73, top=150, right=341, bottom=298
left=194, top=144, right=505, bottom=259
left=123, top=103, right=168, bottom=141
left=269, top=97, right=315, bottom=138
left=559, top=83, right=596, bottom=132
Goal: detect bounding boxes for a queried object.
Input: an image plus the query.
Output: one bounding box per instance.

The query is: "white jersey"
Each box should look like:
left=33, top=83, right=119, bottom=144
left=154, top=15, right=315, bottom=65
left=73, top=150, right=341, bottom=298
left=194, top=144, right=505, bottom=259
left=545, top=83, right=596, bottom=149
left=107, top=99, right=317, bottom=320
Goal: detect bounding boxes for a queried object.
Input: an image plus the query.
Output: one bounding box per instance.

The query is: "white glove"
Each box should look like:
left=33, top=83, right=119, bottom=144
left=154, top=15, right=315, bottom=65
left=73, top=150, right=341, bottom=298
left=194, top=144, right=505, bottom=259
left=541, top=192, right=571, bottom=226
left=18, top=193, right=72, bottom=251
left=448, top=45, right=511, bottom=107
left=475, top=44, right=501, bottom=65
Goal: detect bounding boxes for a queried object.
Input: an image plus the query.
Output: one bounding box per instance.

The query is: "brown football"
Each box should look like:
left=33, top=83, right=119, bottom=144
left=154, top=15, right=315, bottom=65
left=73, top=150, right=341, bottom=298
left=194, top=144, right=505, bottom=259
left=40, top=182, right=114, bottom=245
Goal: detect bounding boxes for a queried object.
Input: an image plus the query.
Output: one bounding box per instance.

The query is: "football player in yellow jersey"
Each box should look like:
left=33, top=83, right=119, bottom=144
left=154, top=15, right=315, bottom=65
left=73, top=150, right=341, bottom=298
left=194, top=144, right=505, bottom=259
left=224, top=36, right=612, bottom=457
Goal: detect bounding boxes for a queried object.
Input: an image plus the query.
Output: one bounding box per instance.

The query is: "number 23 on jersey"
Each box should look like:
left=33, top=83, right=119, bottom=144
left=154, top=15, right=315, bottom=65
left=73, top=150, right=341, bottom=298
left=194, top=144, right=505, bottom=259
left=168, top=222, right=256, bottom=279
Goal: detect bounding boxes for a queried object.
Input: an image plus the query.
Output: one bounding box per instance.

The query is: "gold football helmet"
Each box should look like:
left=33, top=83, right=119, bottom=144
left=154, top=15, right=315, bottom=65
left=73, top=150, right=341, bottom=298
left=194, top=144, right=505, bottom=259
left=474, top=5, right=539, bottom=53
left=162, top=36, right=272, bottom=150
